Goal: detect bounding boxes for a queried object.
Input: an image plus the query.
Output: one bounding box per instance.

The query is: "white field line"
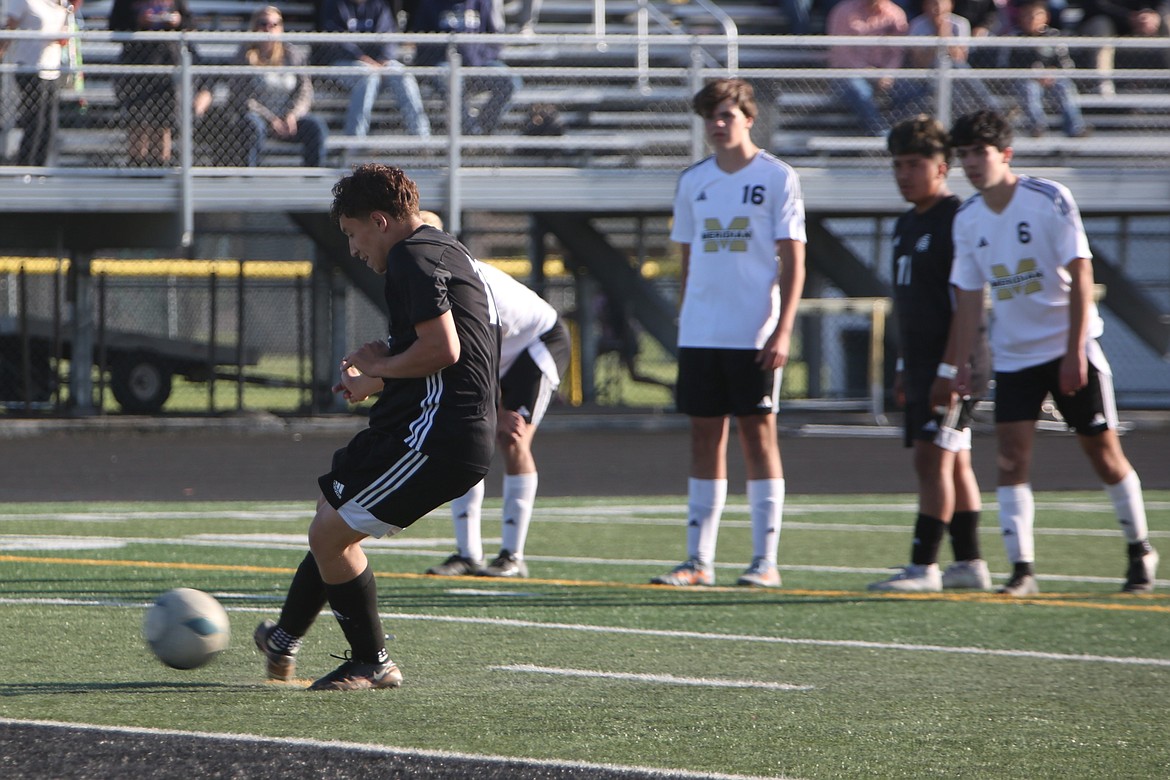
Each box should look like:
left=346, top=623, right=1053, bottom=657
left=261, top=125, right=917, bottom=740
left=0, top=717, right=794, bottom=780
left=2, top=597, right=1168, bottom=668
left=492, top=664, right=814, bottom=691
left=2, top=500, right=1169, bottom=524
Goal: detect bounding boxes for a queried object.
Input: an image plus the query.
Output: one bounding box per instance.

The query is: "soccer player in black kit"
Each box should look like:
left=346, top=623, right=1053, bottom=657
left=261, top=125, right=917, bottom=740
left=254, top=164, right=500, bottom=690
left=868, top=116, right=993, bottom=593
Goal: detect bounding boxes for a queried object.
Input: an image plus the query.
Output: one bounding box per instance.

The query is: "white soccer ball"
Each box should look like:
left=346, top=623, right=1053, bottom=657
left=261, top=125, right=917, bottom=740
left=143, top=588, right=231, bottom=670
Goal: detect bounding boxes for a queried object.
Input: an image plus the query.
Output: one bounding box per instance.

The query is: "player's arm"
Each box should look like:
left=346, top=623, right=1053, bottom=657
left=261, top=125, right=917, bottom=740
left=677, top=243, right=690, bottom=307
left=759, top=239, right=806, bottom=369
left=931, top=286, right=983, bottom=410
left=345, top=311, right=461, bottom=379
left=1060, top=256, right=1093, bottom=395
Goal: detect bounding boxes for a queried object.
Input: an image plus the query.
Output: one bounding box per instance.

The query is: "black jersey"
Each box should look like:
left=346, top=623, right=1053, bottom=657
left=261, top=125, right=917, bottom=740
left=891, top=195, right=989, bottom=400
left=370, top=225, right=499, bottom=471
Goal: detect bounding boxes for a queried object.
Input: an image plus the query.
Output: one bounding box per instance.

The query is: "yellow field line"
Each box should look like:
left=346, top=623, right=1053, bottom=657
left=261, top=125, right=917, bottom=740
left=3, top=553, right=1168, bottom=614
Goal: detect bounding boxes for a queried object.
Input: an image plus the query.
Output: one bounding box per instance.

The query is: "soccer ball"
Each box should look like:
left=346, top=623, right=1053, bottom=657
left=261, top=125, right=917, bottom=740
left=143, top=588, right=231, bottom=670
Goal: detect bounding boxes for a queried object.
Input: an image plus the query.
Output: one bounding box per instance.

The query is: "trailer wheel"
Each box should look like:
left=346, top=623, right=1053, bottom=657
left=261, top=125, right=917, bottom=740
left=110, top=356, right=173, bottom=413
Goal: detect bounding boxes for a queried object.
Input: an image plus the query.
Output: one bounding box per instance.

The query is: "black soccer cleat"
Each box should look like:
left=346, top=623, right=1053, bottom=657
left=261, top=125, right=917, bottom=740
left=308, top=653, right=404, bottom=691
left=1123, top=548, right=1159, bottom=593
left=253, top=619, right=297, bottom=681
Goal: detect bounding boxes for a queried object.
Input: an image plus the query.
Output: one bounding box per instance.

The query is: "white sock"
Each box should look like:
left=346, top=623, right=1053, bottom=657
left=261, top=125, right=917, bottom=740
left=1104, top=470, right=1149, bottom=543
left=997, top=483, right=1035, bottom=564
left=450, top=479, right=485, bottom=562
left=500, top=472, right=538, bottom=558
left=687, top=478, right=727, bottom=566
left=747, top=478, right=785, bottom=564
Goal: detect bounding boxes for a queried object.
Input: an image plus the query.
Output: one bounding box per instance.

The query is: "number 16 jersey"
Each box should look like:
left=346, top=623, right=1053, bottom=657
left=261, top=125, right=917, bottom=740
left=671, top=151, right=807, bottom=349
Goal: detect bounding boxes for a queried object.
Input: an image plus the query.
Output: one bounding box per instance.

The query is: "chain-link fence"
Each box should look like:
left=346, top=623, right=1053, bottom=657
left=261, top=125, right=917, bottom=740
left=4, top=28, right=1170, bottom=170
left=2, top=23, right=1169, bottom=414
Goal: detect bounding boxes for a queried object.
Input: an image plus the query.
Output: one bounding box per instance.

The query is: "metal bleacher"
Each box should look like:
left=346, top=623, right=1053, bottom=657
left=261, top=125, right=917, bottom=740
left=3, top=0, right=1170, bottom=222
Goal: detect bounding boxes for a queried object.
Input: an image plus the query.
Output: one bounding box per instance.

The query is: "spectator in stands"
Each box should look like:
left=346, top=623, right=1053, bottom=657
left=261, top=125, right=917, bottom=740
left=1077, top=0, right=1170, bottom=95
left=900, top=0, right=997, bottom=117
left=952, top=0, right=1007, bottom=66
left=407, top=0, right=521, bottom=135
left=1000, top=0, right=1088, bottom=137
left=316, top=0, right=430, bottom=138
left=109, top=0, right=195, bottom=166
left=826, top=0, right=909, bottom=136
left=209, top=7, right=328, bottom=166
left=1, top=0, right=73, bottom=165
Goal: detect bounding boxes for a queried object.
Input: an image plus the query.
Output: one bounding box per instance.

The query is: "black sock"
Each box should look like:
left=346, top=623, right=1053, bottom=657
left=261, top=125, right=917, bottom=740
left=1128, top=540, right=1154, bottom=558
left=911, top=514, right=946, bottom=566
left=1013, top=561, right=1035, bottom=579
left=278, top=552, right=329, bottom=638
left=949, top=510, right=983, bottom=562
left=325, top=566, right=387, bottom=664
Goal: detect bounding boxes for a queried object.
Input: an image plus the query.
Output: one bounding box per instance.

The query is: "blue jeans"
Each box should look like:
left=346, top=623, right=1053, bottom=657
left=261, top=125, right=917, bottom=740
left=891, top=63, right=998, bottom=119
left=840, top=76, right=887, bottom=136
left=436, top=61, right=522, bottom=135
left=338, top=59, right=430, bottom=137
left=243, top=113, right=328, bottom=167
left=1017, top=77, right=1085, bottom=136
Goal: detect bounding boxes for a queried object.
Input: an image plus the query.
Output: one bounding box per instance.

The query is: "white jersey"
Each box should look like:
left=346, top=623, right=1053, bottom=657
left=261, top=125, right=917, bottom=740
left=475, top=261, right=560, bottom=381
left=671, top=151, right=807, bottom=349
left=951, top=175, right=1101, bottom=372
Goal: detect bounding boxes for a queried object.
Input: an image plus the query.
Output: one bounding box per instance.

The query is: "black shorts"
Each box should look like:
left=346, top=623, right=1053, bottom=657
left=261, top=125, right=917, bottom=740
left=501, top=321, right=571, bottom=426
left=318, top=428, right=486, bottom=538
left=676, top=347, right=780, bottom=418
left=993, top=352, right=1116, bottom=435
left=903, top=396, right=978, bottom=451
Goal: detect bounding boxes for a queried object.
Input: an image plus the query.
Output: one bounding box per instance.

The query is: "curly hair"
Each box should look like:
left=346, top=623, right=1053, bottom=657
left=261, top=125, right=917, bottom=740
left=950, top=109, right=1013, bottom=151
left=330, top=164, right=420, bottom=225
left=887, top=114, right=951, bottom=161
left=692, top=78, right=758, bottom=120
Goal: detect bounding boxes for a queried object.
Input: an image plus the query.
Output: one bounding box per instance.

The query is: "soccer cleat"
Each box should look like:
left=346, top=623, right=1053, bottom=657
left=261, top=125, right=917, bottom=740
left=650, top=559, right=714, bottom=586
left=941, top=559, right=993, bottom=590
left=867, top=563, right=942, bottom=593
left=997, top=573, right=1040, bottom=596
left=425, top=553, right=484, bottom=577
left=253, top=619, right=296, bottom=681
left=308, top=653, right=404, bottom=691
left=1122, top=548, right=1159, bottom=593
left=480, top=550, right=528, bottom=578
left=736, top=557, right=782, bottom=588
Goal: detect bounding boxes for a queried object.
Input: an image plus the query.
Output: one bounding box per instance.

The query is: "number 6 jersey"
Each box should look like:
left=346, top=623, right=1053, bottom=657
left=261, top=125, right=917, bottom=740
left=950, top=175, right=1101, bottom=372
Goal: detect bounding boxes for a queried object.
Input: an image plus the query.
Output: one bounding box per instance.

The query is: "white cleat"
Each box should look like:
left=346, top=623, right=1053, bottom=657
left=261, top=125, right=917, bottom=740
left=867, top=563, right=942, bottom=593
left=942, top=559, right=993, bottom=590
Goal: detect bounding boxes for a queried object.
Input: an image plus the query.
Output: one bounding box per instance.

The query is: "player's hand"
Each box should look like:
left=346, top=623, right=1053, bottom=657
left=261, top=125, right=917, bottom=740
left=929, top=376, right=956, bottom=415
left=335, top=363, right=382, bottom=403
left=1059, top=351, right=1088, bottom=396
left=756, top=331, right=790, bottom=370
left=496, top=409, right=527, bottom=445
left=345, top=340, right=391, bottom=376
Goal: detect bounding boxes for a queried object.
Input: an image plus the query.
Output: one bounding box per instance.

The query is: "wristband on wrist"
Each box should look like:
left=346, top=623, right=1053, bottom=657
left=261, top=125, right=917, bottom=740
left=937, top=362, right=959, bottom=380
left=895, top=358, right=904, bottom=372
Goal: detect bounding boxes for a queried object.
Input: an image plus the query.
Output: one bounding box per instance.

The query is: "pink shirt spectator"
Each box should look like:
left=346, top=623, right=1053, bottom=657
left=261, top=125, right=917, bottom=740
left=827, top=0, right=909, bottom=70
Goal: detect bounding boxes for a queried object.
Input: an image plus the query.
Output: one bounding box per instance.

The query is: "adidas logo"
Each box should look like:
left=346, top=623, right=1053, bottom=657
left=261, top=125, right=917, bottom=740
left=757, top=396, right=773, bottom=409
left=504, top=517, right=517, bottom=526
left=697, top=191, right=707, bottom=201
left=333, top=480, right=345, bottom=498
left=977, top=237, right=989, bottom=247
left=915, top=234, right=931, bottom=252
